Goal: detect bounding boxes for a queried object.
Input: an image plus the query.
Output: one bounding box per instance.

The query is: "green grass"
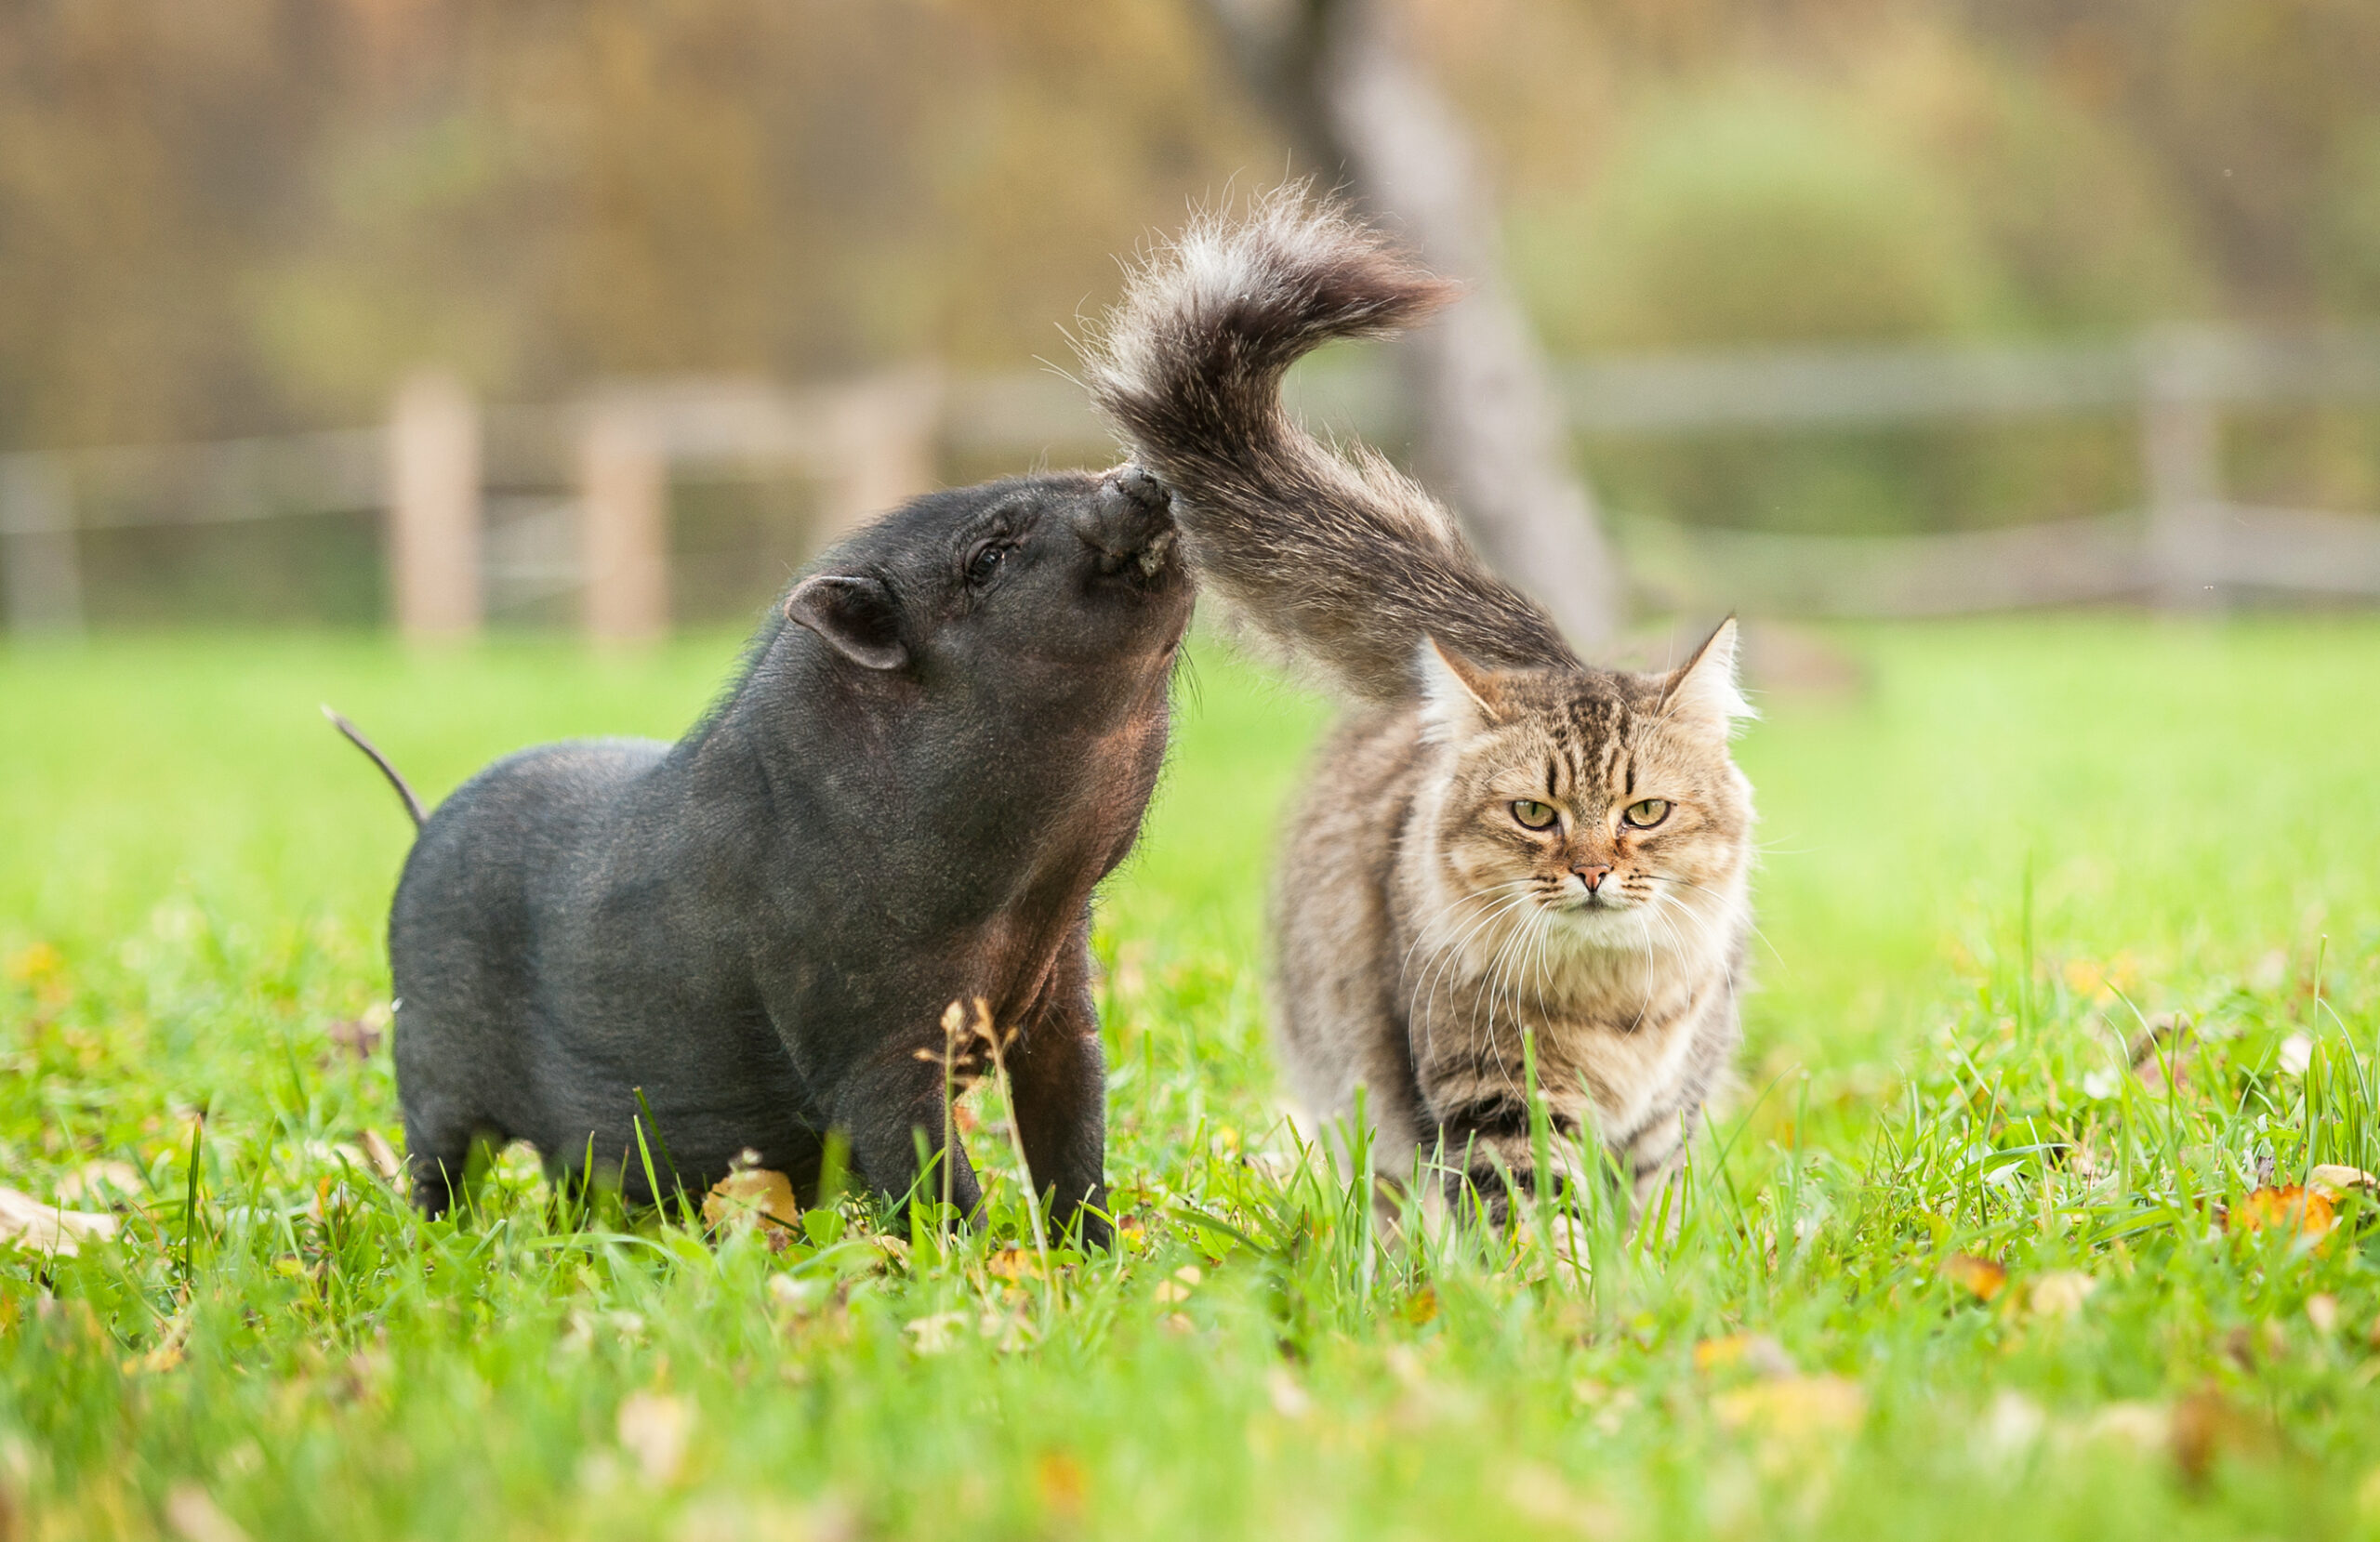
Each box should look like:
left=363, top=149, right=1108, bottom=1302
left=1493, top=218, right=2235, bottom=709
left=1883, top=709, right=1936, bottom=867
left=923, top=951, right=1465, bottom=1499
left=2, top=616, right=2377, bottom=1541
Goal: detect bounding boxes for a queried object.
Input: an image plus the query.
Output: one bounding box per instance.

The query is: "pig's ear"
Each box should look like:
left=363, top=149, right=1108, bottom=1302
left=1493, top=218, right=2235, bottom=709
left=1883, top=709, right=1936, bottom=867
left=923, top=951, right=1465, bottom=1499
left=785, top=574, right=907, bottom=671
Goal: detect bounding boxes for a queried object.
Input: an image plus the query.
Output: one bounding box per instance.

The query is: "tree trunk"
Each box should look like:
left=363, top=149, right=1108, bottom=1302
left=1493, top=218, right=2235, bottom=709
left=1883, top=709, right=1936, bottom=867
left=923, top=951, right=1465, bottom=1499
left=1199, top=0, right=1620, bottom=649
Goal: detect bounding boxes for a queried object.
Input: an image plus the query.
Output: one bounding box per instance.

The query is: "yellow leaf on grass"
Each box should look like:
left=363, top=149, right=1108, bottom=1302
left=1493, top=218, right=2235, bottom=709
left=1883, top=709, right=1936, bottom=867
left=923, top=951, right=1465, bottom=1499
left=701, top=1167, right=800, bottom=1236
left=1694, top=1334, right=1796, bottom=1378
left=6, top=942, right=62, bottom=984
left=2027, top=1272, right=2098, bottom=1317
left=615, top=1391, right=694, bottom=1485
left=1033, top=1451, right=1089, bottom=1519
left=1941, top=1253, right=2008, bottom=1302
left=1713, top=1375, right=1866, bottom=1435
left=2229, top=1185, right=2336, bottom=1241
left=985, top=1245, right=1043, bottom=1283
left=2308, top=1165, right=2378, bottom=1201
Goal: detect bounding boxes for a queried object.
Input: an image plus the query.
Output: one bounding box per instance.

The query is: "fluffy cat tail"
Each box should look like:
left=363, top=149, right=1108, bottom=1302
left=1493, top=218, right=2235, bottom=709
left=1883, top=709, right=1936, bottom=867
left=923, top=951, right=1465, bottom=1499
left=1082, top=189, right=1577, bottom=705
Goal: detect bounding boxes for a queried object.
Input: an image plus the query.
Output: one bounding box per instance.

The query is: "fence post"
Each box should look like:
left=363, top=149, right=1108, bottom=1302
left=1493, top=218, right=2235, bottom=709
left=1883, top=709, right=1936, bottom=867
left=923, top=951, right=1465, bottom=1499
left=2141, top=330, right=2227, bottom=612
left=580, top=400, right=669, bottom=645
left=818, top=367, right=944, bottom=542
left=0, top=454, right=85, bottom=637
left=388, top=373, right=483, bottom=642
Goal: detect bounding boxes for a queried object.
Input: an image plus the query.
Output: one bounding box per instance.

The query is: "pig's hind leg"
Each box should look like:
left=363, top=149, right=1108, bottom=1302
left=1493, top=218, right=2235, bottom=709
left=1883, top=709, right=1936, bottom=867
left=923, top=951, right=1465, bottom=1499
left=401, top=1101, right=502, bottom=1219
left=394, top=1031, right=510, bottom=1219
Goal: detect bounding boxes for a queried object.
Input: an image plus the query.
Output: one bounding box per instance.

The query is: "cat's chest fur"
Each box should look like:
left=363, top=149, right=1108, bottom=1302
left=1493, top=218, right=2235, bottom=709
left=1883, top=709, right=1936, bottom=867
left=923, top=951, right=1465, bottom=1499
left=1392, top=845, right=1739, bottom=1149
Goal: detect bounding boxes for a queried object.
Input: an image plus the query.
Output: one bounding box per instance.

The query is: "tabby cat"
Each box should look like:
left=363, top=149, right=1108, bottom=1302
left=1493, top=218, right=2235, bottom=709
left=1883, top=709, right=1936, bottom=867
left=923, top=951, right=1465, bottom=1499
left=1086, top=195, right=1755, bottom=1217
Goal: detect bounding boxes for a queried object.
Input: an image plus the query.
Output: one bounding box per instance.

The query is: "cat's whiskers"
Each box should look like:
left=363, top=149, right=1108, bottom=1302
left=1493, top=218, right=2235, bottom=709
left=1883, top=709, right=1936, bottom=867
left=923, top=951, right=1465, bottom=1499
left=1637, top=880, right=1713, bottom=961
left=1656, top=890, right=1752, bottom=1013
left=1648, top=887, right=1736, bottom=1005
left=1396, top=877, right=1536, bottom=987
left=1404, top=882, right=1539, bottom=1008
left=1527, top=892, right=1559, bottom=1020
left=1452, top=887, right=1549, bottom=1081
left=1468, top=897, right=1552, bottom=1082
left=1403, top=883, right=1543, bottom=1069
left=1645, top=871, right=1772, bottom=966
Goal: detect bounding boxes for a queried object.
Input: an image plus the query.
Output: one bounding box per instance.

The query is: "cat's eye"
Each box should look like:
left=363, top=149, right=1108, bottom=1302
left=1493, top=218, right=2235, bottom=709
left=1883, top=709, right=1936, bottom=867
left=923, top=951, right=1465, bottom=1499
left=1510, top=799, right=1559, bottom=831
left=1621, top=798, right=1671, bottom=829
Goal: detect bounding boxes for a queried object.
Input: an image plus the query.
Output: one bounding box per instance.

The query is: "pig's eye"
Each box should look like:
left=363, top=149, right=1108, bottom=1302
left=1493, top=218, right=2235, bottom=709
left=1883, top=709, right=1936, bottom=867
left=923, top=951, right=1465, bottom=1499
left=966, top=541, right=1016, bottom=587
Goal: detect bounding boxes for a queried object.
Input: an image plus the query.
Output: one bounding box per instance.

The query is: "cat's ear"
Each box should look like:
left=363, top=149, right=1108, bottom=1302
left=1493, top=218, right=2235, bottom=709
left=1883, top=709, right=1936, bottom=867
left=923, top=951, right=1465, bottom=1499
left=1418, top=637, right=1504, bottom=740
left=786, top=573, right=908, bottom=670
left=1660, top=617, right=1754, bottom=733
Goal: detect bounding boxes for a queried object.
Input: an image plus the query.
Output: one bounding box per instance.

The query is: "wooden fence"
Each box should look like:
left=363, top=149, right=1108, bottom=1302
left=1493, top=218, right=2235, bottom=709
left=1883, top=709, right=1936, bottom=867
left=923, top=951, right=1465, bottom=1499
left=4, top=325, right=2378, bottom=639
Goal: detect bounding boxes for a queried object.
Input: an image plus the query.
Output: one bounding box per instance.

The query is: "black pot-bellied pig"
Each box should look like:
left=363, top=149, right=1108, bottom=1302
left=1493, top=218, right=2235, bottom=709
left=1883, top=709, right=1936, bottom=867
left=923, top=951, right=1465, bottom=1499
left=338, top=468, right=1188, bottom=1245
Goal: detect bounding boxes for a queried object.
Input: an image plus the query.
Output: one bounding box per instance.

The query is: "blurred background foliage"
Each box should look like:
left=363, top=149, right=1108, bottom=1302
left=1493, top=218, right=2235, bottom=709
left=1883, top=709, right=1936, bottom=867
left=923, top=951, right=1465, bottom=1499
left=2, top=0, right=2377, bottom=540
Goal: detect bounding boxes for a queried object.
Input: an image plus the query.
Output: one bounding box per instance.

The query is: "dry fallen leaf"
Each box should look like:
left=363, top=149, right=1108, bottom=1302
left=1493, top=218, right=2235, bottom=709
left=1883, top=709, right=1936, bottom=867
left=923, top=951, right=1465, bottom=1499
left=54, top=1160, right=142, bottom=1206
left=2083, top=1401, right=2171, bottom=1454
left=2026, top=1272, right=2098, bottom=1318
left=701, top=1167, right=800, bottom=1238
left=1712, top=1374, right=1866, bottom=1436
left=766, top=1273, right=830, bottom=1315
left=357, top=1129, right=403, bottom=1184
left=1973, top=1390, right=2046, bottom=1466
left=670, top=1494, right=851, bottom=1542
left=164, top=1483, right=249, bottom=1542
left=1266, top=1367, right=1313, bottom=1419
left=977, top=1308, right=1038, bottom=1354
left=904, top=1312, right=969, bottom=1354
left=2308, top=1165, right=2378, bottom=1201
left=2228, top=1185, right=2336, bottom=1242
left=615, top=1390, right=694, bottom=1485
left=1694, top=1334, right=1796, bottom=1379
left=1941, top=1253, right=2008, bottom=1302
left=2170, top=1384, right=2267, bottom=1485
left=0, top=1186, right=120, bottom=1257
left=1033, top=1451, right=1089, bottom=1520
left=1502, top=1460, right=1623, bottom=1537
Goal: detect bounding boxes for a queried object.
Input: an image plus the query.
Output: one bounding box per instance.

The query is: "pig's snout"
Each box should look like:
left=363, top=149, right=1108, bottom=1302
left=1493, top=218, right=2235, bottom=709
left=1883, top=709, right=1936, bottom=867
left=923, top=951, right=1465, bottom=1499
left=1078, top=466, right=1177, bottom=579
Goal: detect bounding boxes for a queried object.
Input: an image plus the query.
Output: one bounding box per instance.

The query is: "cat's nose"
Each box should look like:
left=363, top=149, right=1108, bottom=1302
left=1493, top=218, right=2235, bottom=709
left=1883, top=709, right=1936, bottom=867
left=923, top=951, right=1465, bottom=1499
left=1574, top=863, right=1613, bottom=893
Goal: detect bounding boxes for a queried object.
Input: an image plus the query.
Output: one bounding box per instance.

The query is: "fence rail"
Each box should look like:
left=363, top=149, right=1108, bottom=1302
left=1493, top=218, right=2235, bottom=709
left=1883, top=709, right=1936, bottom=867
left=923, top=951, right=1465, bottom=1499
left=6, top=324, right=2380, bottom=639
